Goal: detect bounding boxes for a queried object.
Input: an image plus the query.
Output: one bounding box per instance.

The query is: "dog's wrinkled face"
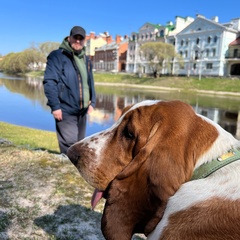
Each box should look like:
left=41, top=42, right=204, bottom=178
left=67, top=100, right=161, bottom=191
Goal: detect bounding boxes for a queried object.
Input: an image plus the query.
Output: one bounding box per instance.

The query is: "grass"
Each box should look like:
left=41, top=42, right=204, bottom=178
left=93, top=73, right=240, bottom=93
left=0, top=143, right=106, bottom=239
left=0, top=121, right=59, bottom=153
left=0, top=122, right=146, bottom=239
left=0, top=142, right=146, bottom=239
left=28, top=71, right=240, bottom=93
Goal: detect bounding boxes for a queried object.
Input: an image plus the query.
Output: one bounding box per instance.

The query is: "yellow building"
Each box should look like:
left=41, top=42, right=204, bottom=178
left=85, top=32, right=109, bottom=61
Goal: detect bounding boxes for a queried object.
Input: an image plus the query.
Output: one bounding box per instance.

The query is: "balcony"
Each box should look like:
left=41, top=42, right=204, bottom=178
left=225, top=52, right=240, bottom=59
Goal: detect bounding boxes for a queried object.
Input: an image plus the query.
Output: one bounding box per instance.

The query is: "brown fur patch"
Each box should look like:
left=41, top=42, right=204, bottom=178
left=160, top=198, right=240, bottom=240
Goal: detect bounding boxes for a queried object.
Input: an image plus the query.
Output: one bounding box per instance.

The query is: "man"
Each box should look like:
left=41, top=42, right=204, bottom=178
left=43, top=26, right=96, bottom=154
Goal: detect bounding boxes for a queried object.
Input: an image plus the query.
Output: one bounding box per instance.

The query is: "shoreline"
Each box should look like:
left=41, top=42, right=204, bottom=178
left=95, top=82, right=240, bottom=97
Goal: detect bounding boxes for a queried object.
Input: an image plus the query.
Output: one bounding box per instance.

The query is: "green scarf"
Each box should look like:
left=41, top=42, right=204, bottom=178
left=60, top=38, right=90, bottom=108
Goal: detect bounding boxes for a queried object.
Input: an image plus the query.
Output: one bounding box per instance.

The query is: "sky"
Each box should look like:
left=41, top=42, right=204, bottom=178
left=1, top=0, right=240, bottom=56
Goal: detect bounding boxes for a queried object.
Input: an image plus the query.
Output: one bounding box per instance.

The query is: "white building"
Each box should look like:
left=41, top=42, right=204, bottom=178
left=126, top=15, right=240, bottom=77
left=126, top=16, right=194, bottom=74
left=173, top=15, right=240, bottom=77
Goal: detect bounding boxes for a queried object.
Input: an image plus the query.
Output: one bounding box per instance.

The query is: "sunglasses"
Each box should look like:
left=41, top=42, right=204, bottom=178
left=72, top=35, right=85, bottom=41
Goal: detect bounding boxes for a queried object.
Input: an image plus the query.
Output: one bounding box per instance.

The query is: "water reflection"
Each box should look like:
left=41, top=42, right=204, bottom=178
left=0, top=72, right=240, bottom=139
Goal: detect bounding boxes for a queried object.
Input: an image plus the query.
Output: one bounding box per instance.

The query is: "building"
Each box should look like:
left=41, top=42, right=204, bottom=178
left=126, top=16, right=194, bottom=74
left=94, top=35, right=128, bottom=72
left=126, top=15, right=240, bottom=77
left=174, top=15, right=240, bottom=77
left=226, top=36, right=240, bottom=76
left=85, top=32, right=110, bottom=61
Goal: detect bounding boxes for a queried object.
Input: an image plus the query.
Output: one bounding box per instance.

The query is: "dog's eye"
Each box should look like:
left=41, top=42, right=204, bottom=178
left=123, top=127, right=135, bottom=139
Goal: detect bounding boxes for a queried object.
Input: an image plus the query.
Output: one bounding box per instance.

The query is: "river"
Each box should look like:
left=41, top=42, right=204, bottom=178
left=0, top=72, right=239, bottom=139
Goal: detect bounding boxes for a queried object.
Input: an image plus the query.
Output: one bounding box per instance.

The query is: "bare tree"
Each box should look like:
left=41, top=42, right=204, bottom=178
left=140, top=42, right=182, bottom=77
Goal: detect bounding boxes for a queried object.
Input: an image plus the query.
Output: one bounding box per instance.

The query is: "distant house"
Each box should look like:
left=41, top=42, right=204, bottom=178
left=226, top=36, right=240, bottom=76
left=174, top=15, right=240, bottom=77
left=94, top=35, right=128, bottom=72
left=85, top=32, right=110, bottom=61
left=126, top=16, right=194, bottom=74
left=126, top=14, right=240, bottom=77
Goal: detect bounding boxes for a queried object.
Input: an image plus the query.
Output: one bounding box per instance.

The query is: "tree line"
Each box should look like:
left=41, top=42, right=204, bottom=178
left=0, top=41, right=180, bottom=77
left=0, top=42, right=59, bottom=74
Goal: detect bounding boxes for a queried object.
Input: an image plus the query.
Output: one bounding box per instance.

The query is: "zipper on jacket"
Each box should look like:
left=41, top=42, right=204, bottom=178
left=71, top=53, right=83, bottom=110
left=78, top=73, right=83, bottom=109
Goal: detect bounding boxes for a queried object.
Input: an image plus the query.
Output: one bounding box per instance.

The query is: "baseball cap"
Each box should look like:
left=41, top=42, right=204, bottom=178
left=70, top=26, right=86, bottom=38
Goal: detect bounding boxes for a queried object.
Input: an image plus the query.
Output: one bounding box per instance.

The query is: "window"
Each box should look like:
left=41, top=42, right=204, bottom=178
left=160, top=30, right=164, bottom=37
left=180, top=51, right=183, bottom=57
left=207, top=36, right=211, bottom=44
left=193, top=63, right=197, bottom=69
left=212, top=48, right=216, bottom=56
left=185, top=51, right=188, bottom=58
left=233, top=49, right=238, bottom=58
left=181, top=40, right=184, bottom=46
left=214, top=36, right=217, bottom=43
left=132, top=35, right=135, bottom=41
left=196, top=38, right=200, bottom=45
left=195, top=50, right=199, bottom=60
left=206, top=63, right=213, bottom=69
left=186, top=39, right=189, bottom=46
left=206, top=49, right=209, bottom=57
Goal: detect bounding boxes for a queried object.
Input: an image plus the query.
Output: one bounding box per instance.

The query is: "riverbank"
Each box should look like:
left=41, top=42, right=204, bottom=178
left=93, top=73, right=240, bottom=96
left=95, top=81, right=240, bottom=97
left=26, top=71, right=240, bottom=95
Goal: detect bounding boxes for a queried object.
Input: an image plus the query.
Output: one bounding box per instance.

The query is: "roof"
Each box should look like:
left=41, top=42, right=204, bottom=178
left=95, top=39, right=128, bottom=51
left=146, top=22, right=161, bottom=28
left=165, top=24, right=175, bottom=31
left=229, top=36, right=240, bottom=46
left=139, top=22, right=161, bottom=30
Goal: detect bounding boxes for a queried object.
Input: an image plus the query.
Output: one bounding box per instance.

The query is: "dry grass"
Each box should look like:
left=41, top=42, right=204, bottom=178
left=0, top=141, right=145, bottom=240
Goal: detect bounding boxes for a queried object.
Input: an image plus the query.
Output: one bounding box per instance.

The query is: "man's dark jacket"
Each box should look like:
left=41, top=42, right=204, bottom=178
left=43, top=49, right=96, bottom=115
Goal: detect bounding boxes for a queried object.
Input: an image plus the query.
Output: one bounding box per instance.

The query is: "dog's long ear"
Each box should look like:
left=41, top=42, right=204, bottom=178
left=116, top=121, right=161, bottom=180
left=102, top=161, right=165, bottom=238
left=103, top=124, right=167, bottom=238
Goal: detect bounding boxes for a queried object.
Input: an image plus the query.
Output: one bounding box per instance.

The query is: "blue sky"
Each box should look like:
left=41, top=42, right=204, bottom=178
left=1, top=0, right=240, bottom=56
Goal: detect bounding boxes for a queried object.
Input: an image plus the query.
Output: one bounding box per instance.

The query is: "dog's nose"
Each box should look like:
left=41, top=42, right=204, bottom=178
left=67, top=147, right=79, bottom=166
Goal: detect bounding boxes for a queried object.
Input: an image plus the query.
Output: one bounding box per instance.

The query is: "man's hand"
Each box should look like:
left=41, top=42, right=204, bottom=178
left=52, top=109, right=62, bottom=121
left=87, top=105, right=94, bottom=114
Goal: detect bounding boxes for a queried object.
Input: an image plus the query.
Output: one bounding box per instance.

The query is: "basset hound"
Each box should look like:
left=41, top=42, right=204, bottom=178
left=67, top=100, right=240, bottom=240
